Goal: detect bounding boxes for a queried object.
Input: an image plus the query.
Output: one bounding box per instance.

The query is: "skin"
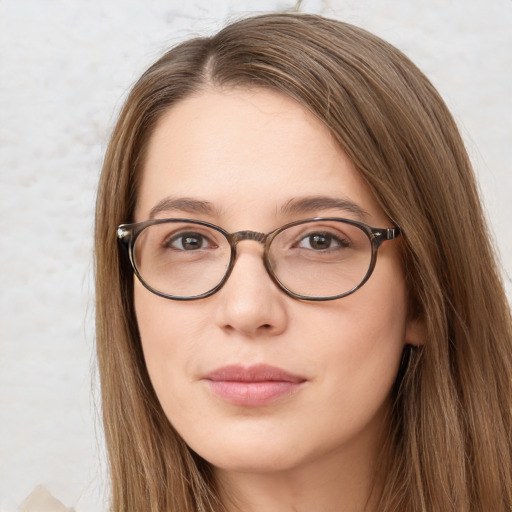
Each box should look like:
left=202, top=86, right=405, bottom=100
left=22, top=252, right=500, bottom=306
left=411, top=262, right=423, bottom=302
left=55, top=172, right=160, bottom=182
left=134, top=87, right=422, bottom=512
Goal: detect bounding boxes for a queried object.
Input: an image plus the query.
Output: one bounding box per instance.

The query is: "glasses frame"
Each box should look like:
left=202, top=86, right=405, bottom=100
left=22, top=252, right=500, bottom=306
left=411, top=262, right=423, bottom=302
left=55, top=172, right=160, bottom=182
left=117, top=217, right=401, bottom=302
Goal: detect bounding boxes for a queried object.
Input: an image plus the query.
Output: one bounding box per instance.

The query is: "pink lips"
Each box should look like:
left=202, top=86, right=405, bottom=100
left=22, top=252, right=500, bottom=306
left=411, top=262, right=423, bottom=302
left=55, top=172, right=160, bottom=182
left=203, top=364, right=306, bottom=406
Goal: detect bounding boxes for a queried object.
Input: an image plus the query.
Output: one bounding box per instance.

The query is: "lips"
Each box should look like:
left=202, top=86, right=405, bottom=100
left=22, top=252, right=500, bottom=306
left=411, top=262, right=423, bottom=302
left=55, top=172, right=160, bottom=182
left=203, top=364, right=306, bottom=406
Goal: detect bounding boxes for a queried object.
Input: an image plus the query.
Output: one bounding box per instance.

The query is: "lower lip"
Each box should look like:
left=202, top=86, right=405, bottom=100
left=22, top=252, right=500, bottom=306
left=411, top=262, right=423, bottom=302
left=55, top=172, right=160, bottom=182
left=205, top=380, right=303, bottom=406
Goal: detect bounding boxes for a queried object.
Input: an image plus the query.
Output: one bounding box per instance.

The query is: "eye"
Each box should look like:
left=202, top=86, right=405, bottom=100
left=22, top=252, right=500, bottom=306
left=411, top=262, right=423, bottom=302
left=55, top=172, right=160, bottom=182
left=296, top=232, right=349, bottom=250
left=166, top=231, right=213, bottom=251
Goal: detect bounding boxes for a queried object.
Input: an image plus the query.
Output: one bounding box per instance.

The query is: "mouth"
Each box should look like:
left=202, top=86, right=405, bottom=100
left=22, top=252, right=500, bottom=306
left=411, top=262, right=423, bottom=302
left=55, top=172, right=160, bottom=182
left=203, top=364, right=307, bottom=407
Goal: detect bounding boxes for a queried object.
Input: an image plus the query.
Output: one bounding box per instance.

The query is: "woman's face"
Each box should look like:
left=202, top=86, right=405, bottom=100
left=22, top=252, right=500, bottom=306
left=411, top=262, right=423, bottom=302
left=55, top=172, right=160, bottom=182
left=134, top=87, right=419, bottom=475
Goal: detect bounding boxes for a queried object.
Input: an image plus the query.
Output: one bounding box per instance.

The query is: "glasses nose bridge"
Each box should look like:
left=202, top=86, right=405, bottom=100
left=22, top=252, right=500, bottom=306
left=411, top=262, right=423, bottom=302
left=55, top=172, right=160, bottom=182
left=226, top=229, right=277, bottom=293
left=230, top=230, right=268, bottom=248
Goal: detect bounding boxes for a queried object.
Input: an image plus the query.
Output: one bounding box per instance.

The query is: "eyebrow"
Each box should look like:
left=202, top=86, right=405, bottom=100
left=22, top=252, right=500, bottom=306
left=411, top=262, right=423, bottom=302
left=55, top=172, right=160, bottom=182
left=281, top=195, right=369, bottom=220
left=148, top=197, right=217, bottom=219
left=148, top=194, right=369, bottom=221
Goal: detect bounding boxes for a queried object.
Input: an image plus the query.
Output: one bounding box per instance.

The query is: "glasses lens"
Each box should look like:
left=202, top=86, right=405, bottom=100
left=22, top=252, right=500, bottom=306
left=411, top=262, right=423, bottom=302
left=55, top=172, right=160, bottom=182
left=267, top=220, right=372, bottom=298
left=133, top=221, right=231, bottom=298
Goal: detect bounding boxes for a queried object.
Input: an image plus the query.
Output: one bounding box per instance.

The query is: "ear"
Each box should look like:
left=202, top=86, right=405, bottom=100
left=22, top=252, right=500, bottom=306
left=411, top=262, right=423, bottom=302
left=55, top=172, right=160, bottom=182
left=405, top=314, right=426, bottom=347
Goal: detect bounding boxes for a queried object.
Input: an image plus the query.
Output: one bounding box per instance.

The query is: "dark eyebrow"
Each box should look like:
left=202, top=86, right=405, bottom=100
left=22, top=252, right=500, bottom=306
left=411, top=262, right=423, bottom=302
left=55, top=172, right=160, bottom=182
left=149, top=197, right=217, bottom=219
left=281, top=195, right=369, bottom=221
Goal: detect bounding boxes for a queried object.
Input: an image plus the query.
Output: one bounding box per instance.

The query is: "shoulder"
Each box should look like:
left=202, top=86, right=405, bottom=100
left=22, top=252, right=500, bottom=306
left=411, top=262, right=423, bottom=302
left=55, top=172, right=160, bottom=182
left=19, top=486, right=75, bottom=512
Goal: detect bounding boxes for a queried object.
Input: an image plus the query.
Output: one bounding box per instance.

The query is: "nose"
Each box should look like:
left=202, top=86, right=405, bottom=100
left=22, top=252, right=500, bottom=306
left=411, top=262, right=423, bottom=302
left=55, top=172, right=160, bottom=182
left=213, top=243, right=288, bottom=337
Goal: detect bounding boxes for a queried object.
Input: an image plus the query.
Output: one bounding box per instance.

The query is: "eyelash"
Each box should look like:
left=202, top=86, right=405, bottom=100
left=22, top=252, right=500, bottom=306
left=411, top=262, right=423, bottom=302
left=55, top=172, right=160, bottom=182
left=295, top=231, right=350, bottom=251
left=165, top=232, right=216, bottom=251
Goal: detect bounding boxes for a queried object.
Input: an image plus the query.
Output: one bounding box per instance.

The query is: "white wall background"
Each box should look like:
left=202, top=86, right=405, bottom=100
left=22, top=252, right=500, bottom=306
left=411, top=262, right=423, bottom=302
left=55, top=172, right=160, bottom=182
left=0, top=1, right=510, bottom=510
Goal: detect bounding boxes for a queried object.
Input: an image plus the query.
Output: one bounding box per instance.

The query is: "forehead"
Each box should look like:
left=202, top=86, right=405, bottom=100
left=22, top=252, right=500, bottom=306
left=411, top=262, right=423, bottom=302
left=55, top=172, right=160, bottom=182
left=135, top=87, right=383, bottom=226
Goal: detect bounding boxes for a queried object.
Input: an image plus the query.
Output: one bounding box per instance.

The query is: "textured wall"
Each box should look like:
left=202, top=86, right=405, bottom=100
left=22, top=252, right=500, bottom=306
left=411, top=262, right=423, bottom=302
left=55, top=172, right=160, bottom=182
left=0, top=1, right=510, bottom=510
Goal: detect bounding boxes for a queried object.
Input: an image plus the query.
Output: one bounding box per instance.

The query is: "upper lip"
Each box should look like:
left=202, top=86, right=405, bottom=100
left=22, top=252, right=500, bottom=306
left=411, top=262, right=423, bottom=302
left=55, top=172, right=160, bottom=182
left=204, top=364, right=306, bottom=383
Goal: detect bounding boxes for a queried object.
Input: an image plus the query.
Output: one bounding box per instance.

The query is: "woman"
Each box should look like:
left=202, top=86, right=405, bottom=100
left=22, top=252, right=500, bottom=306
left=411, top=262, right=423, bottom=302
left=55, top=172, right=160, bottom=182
left=94, top=13, right=512, bottom=512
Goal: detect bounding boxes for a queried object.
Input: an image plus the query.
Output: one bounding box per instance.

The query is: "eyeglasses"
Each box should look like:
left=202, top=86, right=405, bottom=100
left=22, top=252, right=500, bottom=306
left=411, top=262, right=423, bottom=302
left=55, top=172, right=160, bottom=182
left=117, top=217, right=400, bottom=301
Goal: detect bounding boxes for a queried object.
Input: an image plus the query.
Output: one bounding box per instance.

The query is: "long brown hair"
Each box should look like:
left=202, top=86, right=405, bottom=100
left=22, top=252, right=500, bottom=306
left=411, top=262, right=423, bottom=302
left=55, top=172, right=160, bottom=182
left=95, top=13, right=512, bottom=512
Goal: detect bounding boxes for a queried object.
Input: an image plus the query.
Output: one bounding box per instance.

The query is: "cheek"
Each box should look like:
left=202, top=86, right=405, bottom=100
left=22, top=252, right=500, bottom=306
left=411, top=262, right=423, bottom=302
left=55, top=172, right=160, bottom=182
left=133, top=283, right=202, bottom=404
left=311, top=302, right=405, bottom=387
left=305, top=263, right=409, bottom=404
left=135, top=277, right=209, bottom=343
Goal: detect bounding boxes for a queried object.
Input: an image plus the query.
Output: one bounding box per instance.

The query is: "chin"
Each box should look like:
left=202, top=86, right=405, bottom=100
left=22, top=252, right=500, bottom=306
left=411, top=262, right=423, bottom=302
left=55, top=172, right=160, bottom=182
left=207, top=451, right=297, bottom=474
left=187, top=435, right=304, bottom=474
